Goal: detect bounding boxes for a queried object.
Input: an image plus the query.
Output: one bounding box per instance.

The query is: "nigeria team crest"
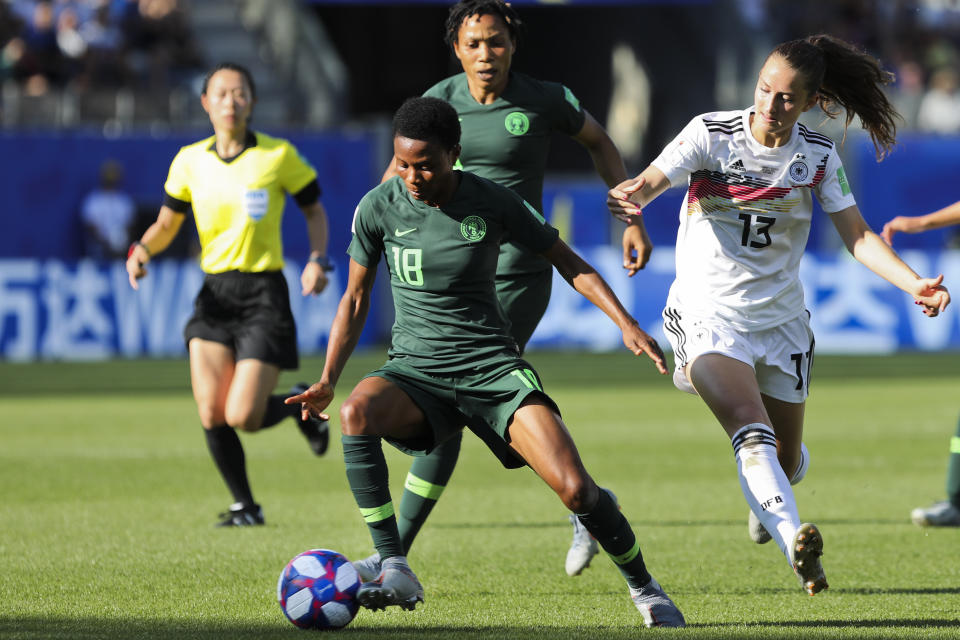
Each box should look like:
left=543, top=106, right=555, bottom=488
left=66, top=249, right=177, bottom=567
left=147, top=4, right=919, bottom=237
left=460, top=216, right=487, bottom=241
left=504, top=112, right=530, bottom=135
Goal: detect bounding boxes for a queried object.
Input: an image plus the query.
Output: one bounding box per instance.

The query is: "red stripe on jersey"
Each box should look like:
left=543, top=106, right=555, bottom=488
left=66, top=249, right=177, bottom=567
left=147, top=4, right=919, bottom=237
left=688, top=174, right=791, bottom=206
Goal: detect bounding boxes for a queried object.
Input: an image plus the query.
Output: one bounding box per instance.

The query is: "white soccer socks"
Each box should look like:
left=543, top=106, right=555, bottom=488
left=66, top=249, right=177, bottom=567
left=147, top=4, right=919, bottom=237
left=732, top=423, right=802, bottom=563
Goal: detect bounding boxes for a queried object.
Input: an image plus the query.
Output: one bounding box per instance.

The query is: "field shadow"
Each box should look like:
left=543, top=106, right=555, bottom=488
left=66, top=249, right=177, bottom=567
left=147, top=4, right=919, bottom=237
left=432, top=516, right=910, bottom=530
left=5, top=616, right=960, bottom=640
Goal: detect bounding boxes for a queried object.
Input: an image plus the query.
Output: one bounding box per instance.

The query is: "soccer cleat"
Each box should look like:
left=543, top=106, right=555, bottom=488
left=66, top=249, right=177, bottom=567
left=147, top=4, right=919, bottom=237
left=352, top=552, right=382, bottom=583
left=630, top=577, right=686, bottom=628
left=748, top=509, right=773, bottom=544
left=565, top=514, right=599, bottom=576
left=291, top=383, right=330, bottom=456
left=791, top=522, right=828, bottom=595
left=356, top=558, right=424, bottom=611
left=215, top=502, right=264, bottom=527
left=911, top=500, right=960, bottom=527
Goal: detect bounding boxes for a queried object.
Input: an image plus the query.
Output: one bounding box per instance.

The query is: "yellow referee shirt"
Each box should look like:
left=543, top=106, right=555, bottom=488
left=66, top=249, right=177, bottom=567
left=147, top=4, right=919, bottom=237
left=163, top=131, right=318, bottom=273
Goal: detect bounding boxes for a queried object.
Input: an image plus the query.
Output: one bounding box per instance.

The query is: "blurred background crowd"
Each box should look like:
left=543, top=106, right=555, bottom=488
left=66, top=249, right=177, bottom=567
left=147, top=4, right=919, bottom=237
left=1, top=0, right=959, bottom=359
left=1, top=1, right=960, bottom=143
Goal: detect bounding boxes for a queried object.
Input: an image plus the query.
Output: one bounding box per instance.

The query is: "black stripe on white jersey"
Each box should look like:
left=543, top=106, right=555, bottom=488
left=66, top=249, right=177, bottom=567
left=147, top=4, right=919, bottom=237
left=797, top=124, right=833, bottom=149
left=704, top=115, right=743, bottom=135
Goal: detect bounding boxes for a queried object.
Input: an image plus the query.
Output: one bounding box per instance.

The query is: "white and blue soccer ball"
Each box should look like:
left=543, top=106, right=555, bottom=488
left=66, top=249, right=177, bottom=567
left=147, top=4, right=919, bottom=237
left=277, top=549, right=361, bottom=630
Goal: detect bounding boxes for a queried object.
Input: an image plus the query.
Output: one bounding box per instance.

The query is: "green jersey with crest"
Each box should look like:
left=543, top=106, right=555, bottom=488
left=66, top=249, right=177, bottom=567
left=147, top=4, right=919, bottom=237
left=423, top=72, right=585, bottom=276
left=348, top=172, right=559, bottom=375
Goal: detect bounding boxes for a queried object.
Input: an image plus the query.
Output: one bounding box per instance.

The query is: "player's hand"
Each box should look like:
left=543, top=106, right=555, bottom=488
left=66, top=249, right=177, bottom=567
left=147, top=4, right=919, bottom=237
left=285, top=381, right=333, bottom=421
left=912, top=275, right=949, bottom=317
left=621, top=322, right=668, bottom=374
left=607, top=175, right=646, bottom=224
left=880, top=216, right=920, bottom=246
left=125, top=254, right=147, bottom=289
left=301, top=262, right=330, bottom=296
left=622, top=221, right=653, bottom=277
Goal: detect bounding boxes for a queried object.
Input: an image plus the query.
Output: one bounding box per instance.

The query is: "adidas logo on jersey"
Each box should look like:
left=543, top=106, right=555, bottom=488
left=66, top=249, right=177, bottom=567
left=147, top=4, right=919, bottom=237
left=727, top=158, right=746, bottom=175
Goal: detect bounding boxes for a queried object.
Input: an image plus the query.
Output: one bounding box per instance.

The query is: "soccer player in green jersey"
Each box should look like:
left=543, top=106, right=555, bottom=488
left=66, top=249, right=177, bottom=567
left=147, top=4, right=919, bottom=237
left=287, top=97, right=685, bottom=627
left=882, top=200, right=960, bottom=527
left=374, top=0, right=649, bottom=578
left=126, top=63, right=333, bottom=527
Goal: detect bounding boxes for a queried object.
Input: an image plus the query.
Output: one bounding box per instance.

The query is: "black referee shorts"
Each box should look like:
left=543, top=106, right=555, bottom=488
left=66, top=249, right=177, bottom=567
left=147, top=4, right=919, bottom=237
left=184, top=270, right=299, bottom=370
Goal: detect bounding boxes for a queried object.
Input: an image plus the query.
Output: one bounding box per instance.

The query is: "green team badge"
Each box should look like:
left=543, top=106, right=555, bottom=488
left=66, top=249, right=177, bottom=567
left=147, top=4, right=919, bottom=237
left=504, top=112, right=530, bottom=135
left=836, top=166, right=851, bottom=196
left=460, top=216, right=487, bottom=241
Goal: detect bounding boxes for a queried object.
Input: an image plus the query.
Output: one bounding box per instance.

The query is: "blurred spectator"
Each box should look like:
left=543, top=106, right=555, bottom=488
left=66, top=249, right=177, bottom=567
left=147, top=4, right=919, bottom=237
left=917, top=66, right=960, bottom=134
left=0, top=0, right=202, bottom=107
left=123, top=0, right=202, bottom=95
left=889, top=58, right=925, bottom=129
left=80, top=159, right=136, bottom=259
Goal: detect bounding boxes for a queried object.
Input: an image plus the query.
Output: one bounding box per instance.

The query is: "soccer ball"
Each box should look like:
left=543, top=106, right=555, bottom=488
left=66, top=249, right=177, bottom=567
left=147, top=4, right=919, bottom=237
left=277, top=549, right=361, bottom=630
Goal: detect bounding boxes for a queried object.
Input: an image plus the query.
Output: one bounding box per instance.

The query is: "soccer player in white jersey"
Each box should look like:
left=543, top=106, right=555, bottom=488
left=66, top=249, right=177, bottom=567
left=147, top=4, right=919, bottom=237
left=607, top=34, right=950, bottom=596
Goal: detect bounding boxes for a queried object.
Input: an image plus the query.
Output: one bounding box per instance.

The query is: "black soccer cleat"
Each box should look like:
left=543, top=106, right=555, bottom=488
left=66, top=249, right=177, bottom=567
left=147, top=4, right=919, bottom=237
left=291, top=383, right=330, bottom=456
left=216, top=502, right=265, bottom=527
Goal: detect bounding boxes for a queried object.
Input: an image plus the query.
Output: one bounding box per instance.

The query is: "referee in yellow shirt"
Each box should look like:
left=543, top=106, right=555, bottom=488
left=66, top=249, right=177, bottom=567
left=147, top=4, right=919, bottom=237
left=126, top=62, right=333, bottom=527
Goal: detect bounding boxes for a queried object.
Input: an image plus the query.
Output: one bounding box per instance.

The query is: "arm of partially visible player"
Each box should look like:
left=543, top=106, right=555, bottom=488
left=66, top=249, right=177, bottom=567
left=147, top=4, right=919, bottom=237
left=125, top=205, right=185, bottom=289
left=285, top=258, right=377, bottom=419
left=881, top=199, right=960, bottom=245
left=573, top=110, right=656, bottom=274
left=832, top=204, right=950, bottom=316
left=300, top=200, right=331, bottom=296
left=541, top=238, right=667, bottom=373
left=607, top=165, right=672, bottom=277
left=381, top=156, right=399, bottom=183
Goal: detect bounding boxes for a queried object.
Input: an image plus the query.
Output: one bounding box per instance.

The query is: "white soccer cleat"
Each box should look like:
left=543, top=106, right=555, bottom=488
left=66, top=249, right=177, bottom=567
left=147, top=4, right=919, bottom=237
left=747, top=509, right=773, bottom=544
left=356, top=558, right=424, bottom=611
left=352, top=552, right=382, bottom=583
left=565, top=514, right=599, bottom=576
left=791, top=522, right=828, bottom=596
left=911, top=500, right=960, bottom=527
left=630, top=577, right=686, bottom=628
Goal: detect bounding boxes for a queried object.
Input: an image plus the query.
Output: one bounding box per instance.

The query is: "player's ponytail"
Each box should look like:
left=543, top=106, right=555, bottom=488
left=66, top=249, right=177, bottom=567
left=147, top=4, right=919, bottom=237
left=772, top=35, right=899, bottom=160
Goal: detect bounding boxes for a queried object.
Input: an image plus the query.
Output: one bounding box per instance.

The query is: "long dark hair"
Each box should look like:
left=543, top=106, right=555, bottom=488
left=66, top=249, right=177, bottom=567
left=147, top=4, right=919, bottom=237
left=772, top=35, right=899, bottom=160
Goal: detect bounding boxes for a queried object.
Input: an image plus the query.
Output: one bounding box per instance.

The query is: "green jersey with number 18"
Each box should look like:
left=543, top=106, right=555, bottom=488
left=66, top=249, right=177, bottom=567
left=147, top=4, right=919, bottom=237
left=348, top=172, right=559, bottom=375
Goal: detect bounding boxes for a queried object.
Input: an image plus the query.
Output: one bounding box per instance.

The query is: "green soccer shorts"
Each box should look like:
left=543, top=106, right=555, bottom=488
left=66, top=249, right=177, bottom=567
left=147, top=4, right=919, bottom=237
left=365, top=355, right=560, bottom=469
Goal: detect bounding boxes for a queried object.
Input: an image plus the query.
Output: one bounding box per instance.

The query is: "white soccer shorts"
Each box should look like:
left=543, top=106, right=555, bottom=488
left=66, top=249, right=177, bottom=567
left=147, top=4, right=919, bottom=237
left=662, top=308, right=815, bottom=403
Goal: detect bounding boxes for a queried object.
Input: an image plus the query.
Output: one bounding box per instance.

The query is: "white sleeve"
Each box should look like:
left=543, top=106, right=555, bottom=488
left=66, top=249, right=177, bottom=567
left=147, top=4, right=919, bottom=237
left=815, top=149, right=857, bottom=213
left=650, top=116, right=708, bottom=188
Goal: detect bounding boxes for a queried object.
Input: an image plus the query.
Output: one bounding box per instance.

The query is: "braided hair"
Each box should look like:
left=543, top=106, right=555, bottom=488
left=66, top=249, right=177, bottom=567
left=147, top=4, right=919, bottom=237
left=443, top=0, right=523, bottom=47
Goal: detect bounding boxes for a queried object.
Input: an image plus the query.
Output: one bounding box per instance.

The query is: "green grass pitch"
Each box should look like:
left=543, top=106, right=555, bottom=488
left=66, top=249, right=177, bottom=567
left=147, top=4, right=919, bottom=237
left=1, top=351, right=959, bottom=639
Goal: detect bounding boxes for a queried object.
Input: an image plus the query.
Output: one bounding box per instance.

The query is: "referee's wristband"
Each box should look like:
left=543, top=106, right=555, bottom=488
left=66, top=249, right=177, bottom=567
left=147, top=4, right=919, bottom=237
left=127, top=241, right=151, bottom=260
left=308, top=254, right=334, bottom=271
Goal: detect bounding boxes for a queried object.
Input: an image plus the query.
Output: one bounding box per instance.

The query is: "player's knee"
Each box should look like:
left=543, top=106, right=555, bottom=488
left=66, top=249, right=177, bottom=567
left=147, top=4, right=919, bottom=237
left=557, top=474, right=597, bottom=513
left=197, top=403, right=226, bottom=429
left=339, top=397, right=372, bottom=436
left=224, top=405, right=262, bottom=432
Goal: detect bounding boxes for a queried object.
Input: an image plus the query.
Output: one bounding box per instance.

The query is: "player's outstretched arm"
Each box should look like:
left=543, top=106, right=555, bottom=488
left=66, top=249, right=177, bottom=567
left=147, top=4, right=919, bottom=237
left=575, top=111, right=656, bottom=274
left=607, top=166, right=671, bottom=277
left=542, top=238, right=667, bottom=374
left=125, top=206, right=185, bottom=289
left=832, top=205, right=950, bottom=317
left=881, top=199, right=960, bottom=245
left=286, top=259, right=377, bottom=419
